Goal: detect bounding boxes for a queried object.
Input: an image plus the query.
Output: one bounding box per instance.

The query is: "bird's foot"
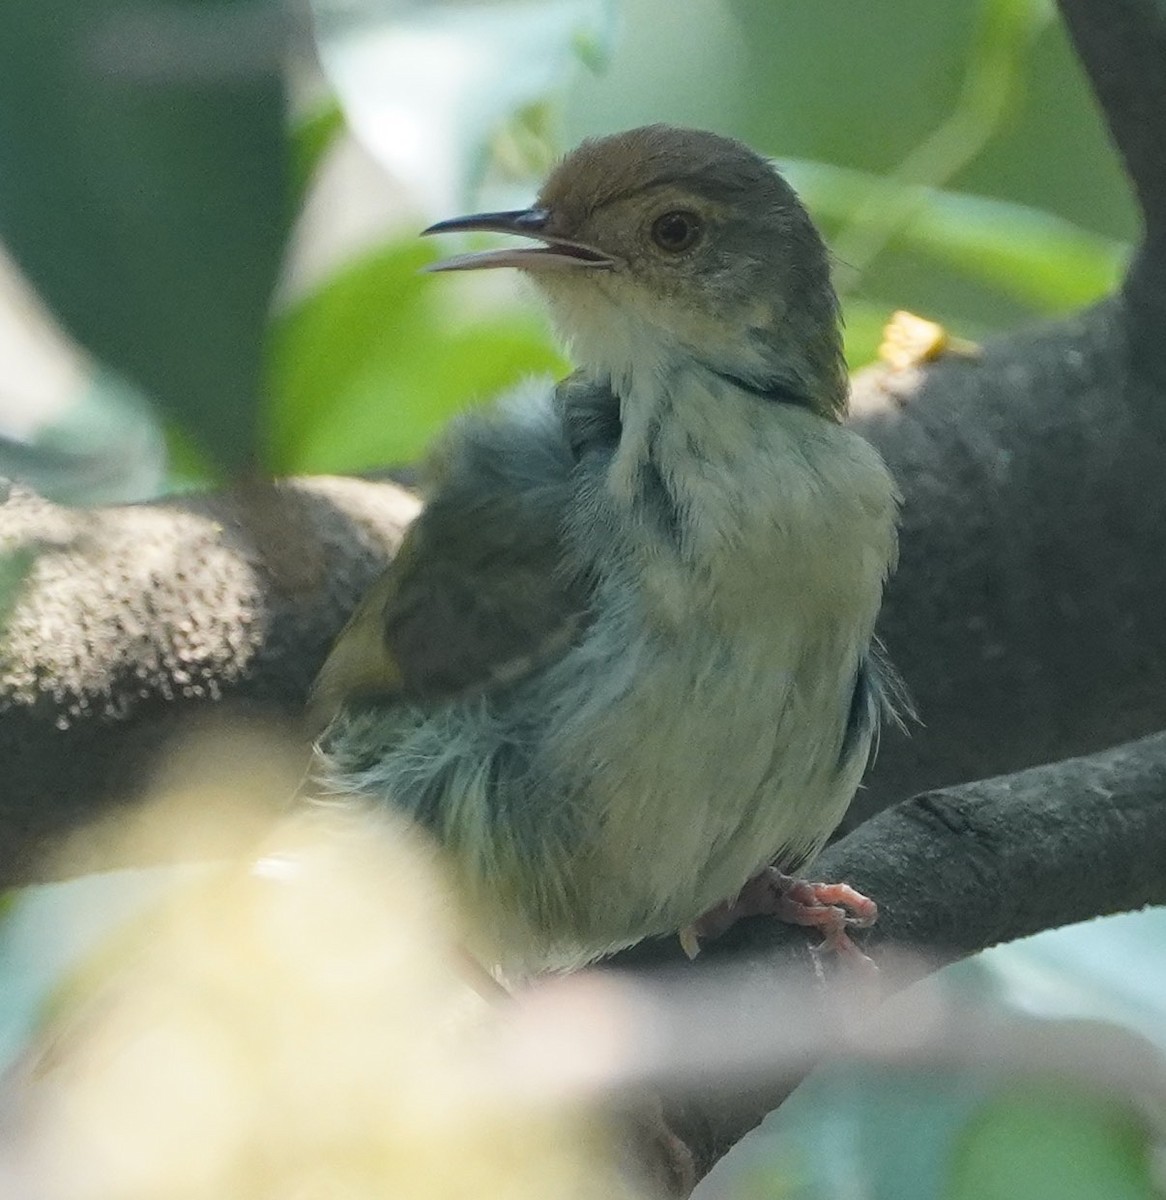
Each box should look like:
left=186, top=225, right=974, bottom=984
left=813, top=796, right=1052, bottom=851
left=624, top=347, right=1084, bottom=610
left=680, top=867, right=878, bottom=972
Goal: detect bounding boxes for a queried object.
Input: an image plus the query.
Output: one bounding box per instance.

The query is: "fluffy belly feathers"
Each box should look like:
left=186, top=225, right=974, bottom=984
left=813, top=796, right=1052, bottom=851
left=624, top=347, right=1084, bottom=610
left=523, top=606, right=872, bottom=963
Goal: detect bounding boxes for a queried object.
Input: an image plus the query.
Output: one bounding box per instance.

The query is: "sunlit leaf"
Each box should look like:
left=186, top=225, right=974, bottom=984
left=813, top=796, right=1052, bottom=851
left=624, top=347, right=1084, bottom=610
left=267, top=238, right=435, bottom=467
left=297, top=318, right=565, bottom=472
left=267, top=238, right=565, bottom=472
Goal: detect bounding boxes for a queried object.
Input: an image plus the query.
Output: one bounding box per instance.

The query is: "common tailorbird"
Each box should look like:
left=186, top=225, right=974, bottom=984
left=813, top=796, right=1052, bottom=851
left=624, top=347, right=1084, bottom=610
left=310, top=125, right=900, bottom=976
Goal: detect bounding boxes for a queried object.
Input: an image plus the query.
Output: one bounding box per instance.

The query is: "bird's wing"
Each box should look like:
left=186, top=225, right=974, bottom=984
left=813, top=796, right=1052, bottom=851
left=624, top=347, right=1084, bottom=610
left=308, top=377, right=614, bottom=731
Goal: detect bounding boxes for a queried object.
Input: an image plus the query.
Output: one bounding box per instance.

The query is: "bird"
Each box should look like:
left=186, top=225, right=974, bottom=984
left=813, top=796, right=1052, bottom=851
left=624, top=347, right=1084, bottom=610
left=308, top=124, right=901, bottom=978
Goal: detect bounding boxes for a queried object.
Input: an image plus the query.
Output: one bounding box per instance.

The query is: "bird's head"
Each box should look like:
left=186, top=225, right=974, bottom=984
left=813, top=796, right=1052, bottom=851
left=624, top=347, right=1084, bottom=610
left=424, top=125, right=847, bottom=421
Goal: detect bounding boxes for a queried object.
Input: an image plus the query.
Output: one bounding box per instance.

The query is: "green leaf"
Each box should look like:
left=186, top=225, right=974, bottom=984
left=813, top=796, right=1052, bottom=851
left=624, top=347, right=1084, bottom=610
left=297, top=319, right=567, bottom=472
left=291, top=95, right=346, bottom=209
left=823, top=0, right=1054, bottom=280
left=267, top=238, right=566, bottom=472
left=785, top=160, right=1127, bottom=313
left=267, top=239, right=434, bottom=468
left=886, top=189, right=1125, bottom=311
left=0, top=0, right=292, bottom=475
left=946, top=1081, right=1158, bottom=1200
left=842, top=300, right=900, bottom=370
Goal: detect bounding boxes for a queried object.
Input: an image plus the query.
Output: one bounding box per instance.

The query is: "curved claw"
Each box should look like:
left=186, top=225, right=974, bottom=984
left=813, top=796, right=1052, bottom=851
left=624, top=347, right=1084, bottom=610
left=681, top=867, right=879, bottom=970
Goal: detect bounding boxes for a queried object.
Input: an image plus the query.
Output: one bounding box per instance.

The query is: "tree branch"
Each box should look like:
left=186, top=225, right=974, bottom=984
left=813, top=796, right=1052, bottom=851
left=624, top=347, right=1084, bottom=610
left=7, top=297, right=1161, bottom=879
left=0, top=476, right=417, bottom=879
left=633, top=731, right=1166, bottom=1181
left=0, top=0, right=1159, bottom=942
left=0, top=0, right=1164, bottom=1187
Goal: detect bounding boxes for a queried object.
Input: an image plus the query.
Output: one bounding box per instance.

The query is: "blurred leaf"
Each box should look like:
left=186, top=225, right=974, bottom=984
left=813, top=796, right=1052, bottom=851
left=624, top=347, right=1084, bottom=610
left=291, top=94, right=346, bottom=209
left=901, top=191, right=1126, bottom=310
left=268, top=238, right=565, bottom=472
left=947, top=1081, right=1159, bottom=1200
left=0, top=0, right=292, bottom=475
left=0, top=871, right=188, bottom=1076
left=296, top=318, right=566, bottom=472
left=705, top=1062, right=995, bottom=1200
left=571, top=18, right=615, bottom=75
left=969, top=909, right=1166, bottom=1056
left=490, top=99, right=563, bottom=185
left=842, top=300, right=901, bottom=370
left=718, top=0, right=1136, bottom=342
left=0, top=370, right=166, bottom=505
left=163, top=423, right=221, bottom=493
left=565, top=0, right=747, bottom=155
left=267, top=239, right=433, bottom=466
left=828, top=0, right=1053, bottom=278
left=727, top=1161, right=792, bottom=1200
left=786, top=161, right=1127, bottom=312
left=312, top=0, right=617, bottom=215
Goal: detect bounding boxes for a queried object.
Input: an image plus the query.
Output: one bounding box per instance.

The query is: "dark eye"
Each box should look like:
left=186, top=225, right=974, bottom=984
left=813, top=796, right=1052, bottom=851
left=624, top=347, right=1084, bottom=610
left=651, top=210, right=703, bottom=253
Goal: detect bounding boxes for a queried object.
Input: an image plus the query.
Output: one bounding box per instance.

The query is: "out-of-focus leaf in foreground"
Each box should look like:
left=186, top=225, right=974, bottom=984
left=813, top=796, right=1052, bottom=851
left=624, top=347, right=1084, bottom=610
left=0, top=0, right=292, bottom=475
left=0, top=726, right=643, bottom=1200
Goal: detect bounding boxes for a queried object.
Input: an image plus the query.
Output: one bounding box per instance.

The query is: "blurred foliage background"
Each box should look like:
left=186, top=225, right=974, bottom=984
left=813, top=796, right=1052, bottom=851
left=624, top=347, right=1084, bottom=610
left=0, top=0, right=1137, bottom=497
left=0, top=1, right=1162, bottom=1198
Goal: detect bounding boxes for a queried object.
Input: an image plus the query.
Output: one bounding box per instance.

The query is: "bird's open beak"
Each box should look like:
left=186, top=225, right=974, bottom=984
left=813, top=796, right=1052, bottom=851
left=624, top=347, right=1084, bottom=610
left=421, top=208, right=614, bottom=273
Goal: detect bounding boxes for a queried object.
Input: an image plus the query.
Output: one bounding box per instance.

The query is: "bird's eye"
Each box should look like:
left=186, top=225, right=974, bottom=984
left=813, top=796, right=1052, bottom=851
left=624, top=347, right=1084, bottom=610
left=651, top=211, right=703, bottom=253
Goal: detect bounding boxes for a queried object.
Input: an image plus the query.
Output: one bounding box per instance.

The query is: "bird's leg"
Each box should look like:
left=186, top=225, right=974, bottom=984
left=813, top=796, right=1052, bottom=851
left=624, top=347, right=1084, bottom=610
left=680, top=867, right=878, bottom=969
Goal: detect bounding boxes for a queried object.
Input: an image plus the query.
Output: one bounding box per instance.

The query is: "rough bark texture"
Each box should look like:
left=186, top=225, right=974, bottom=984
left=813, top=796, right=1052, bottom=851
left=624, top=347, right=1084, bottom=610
left=6, top=298, right=1162, bottom=868
left=850, top=294, right=1166, bottom=823
left=0, top=476, right=418, bottom=878
left=638, top=731, right=1166, bottom=1181
left=1, top=0, right=1165, bottom=1184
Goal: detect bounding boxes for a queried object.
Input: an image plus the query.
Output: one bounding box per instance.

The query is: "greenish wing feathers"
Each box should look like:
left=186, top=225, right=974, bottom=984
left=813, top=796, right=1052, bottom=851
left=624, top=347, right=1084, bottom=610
left=309, top=377, right=608, bottom=730
left=372, top=500, right=587, bottom=702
